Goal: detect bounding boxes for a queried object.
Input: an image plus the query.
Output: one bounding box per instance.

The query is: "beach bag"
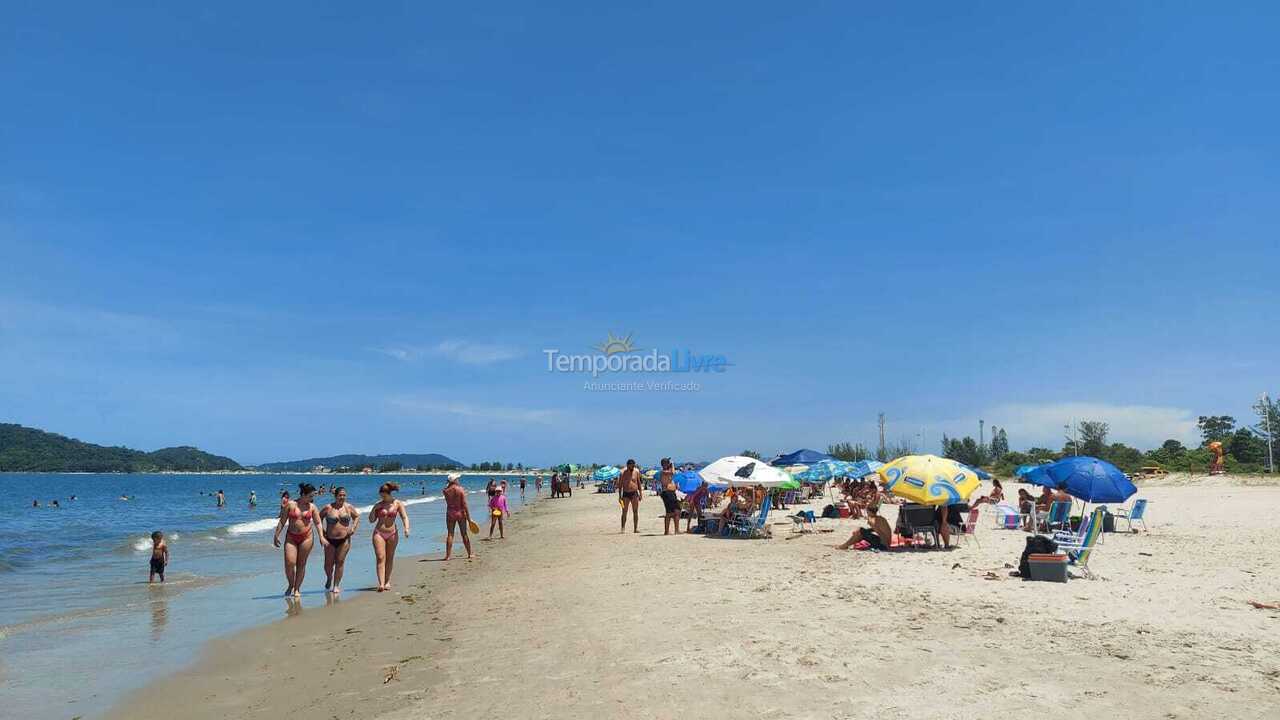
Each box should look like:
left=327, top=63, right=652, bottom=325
left=1019, top=535, right=1058, bottom=577
left=821, top=504, right=840, bottom=519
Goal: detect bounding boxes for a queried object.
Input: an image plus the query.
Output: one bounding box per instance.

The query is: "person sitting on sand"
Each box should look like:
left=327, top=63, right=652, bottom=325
left=368, top=482, right=409, bottom=592
left=273, top=483, right=327, bottom=597
left=321, top=486, right=359, bottom=594
left=443, top=473, right=474, bottom=560
left=836, top=504, right=892, bottom=551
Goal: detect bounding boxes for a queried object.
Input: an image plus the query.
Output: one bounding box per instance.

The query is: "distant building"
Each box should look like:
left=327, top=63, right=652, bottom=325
left=311, top=465, right=329, bottom=473
left=361, top=466, right=374, bottom=474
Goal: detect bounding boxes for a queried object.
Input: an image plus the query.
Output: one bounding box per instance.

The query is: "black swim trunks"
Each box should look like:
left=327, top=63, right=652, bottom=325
left=660, top=489, right=680, bottom=514
left=150, top=557, right=166, bottom=574
left=863, top=530, right=886, bottom=551
left=622, top=490, right=640, bottom=500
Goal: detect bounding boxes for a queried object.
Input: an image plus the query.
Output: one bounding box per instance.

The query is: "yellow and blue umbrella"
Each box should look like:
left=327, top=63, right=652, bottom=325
left=876, top=454, right=981, bottom=506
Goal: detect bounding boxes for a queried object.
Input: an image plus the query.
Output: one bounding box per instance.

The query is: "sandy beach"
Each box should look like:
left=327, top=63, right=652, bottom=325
left=107, top=476, right=1280, bottom=720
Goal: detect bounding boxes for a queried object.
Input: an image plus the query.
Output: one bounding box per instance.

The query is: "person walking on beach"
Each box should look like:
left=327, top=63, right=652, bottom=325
left=658, top=457, right=681, bottom=535
left=322, top=486, right=359, bottom=594
left=488, top=483, right=509, bottom=539
left=519, top=475, right=526, bottom=498
left=535, top=475, right=543, bottom=494
left=443, top=473, right=474, bottom=560
left=618, top=459, right=643, bottom=533
left=368, top=482, right=409, bottom=592
left=273, top=483, right=326, bottom=597
left=149, top=531, right=169, bottom=583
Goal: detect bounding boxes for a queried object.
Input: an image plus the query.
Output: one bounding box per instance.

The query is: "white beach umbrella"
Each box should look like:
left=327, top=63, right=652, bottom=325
left=699, top=456, right=796, bottom=489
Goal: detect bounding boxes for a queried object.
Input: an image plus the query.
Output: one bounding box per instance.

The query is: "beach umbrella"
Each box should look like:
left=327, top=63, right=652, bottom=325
left=1014, top=464, right=1040, bottom=478
left=674, top=470, right=723, bottom=493
left=876, top=454, right=982, bottom=506
left=700, top=456, right=796, bottom=488
left=848, top=460, right=884, bottom=478
left=592, top=466, right=620, bottom=481
left=1021, top=456, right=1136, bottom=504
left=771, top=448, right=834, bottom=466
left=963, top=464, right=992, bottom=481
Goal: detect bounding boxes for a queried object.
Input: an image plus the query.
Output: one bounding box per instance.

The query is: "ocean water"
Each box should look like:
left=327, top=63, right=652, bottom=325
left=0, top=472, right=539, bottom=720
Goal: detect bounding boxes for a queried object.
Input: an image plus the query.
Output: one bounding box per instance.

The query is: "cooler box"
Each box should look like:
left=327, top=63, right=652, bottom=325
left=1027, top=553, right=1069, bottom=582
left=838, top=506, right=852, bottom=518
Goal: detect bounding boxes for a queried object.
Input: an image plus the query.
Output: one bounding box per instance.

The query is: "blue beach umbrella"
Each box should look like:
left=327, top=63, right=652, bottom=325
left=592, top=466, right=620, bottom=482
left=1014, top=464, right=1041, bottom=478
left=674, top=470, right=723, bottom=493
left=793, top=459, right=855, bottom=482
left=963, top=464, right=993, bottom=481
left=1022, top=456, right=1136, bottom=504
left=771, top=449, right=834, bottom=466
left=848, top=460, right=884, bottom=478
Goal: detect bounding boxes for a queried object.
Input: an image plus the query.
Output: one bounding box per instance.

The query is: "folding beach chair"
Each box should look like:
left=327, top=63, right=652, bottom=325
left=1057, top=508, right=1104, bottom=579
left=897, top=504, right=940, bottom=549
left=1112, top=498, right=1149, bottom=532
left=958, top=507, right=982, bottom=547
left=726, top=496, right=772, bottom=538
left=788, top=509, right=816, bottom=534
left=1037, top=501, right=1071, bottom=534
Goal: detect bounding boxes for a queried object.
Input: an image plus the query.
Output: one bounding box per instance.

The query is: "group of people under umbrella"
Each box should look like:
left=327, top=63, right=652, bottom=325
left=589, top=448, right=1139, bottom=549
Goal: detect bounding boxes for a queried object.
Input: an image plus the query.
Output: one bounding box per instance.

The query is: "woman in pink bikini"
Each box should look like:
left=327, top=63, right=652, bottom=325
left=368, top=482, right=409, bottom=592
left=272, top=482, right=327, bottom=597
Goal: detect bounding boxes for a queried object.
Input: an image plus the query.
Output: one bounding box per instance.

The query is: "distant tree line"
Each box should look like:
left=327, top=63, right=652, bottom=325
left=0, top=424, right=242, bottom=473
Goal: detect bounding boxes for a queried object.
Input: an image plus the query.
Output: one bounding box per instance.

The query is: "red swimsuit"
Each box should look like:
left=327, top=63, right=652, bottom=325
left=286, top=503, right=313, bottom=545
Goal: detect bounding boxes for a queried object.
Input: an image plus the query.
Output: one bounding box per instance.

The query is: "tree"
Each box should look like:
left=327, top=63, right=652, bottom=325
left=741, top=450, right=762, bottom=460
left=1229, top=427, right=1265, bottom=465
left=1078, top=420, right=1109, bottom=457
left=1197, top=415, right=1236, bottom=443
left=989, top=427, right=1009, bottom=460
left=827, top=442, right=871, bottom=461
left=377, top=461, right=402, bottom=473
left=1160, top=439, right=1186, bottom=456
left=941, top=435, right=985, bottom=467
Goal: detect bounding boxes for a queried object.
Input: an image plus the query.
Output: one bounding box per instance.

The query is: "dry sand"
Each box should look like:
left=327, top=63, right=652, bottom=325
left=108, top=476, right=1280, bottom=720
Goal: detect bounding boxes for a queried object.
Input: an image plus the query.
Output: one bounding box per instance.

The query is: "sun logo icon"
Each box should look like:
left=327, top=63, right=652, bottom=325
left=594, top=332, right=638, bottom=355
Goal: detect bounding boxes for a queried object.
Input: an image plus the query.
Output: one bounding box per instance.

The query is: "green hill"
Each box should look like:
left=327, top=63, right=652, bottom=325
left=258, top=453, right=462, bottom=472
left=0, top=423, right=242, bottom=472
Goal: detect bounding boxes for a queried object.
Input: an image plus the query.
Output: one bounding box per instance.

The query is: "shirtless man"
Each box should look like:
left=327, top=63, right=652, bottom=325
left=443, top=473, right=474, bottom=560
left=617, top=458, right=643, bottom=533
left=837, top=504, right=892, bottom=550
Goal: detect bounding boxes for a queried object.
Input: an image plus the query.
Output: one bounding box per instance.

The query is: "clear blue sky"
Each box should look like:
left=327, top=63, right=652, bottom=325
left=2, top=3, right=1277, bottom=465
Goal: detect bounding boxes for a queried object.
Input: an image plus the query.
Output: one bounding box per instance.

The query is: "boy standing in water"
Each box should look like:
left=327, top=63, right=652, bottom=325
left=149, top=531, right=169, bottom=583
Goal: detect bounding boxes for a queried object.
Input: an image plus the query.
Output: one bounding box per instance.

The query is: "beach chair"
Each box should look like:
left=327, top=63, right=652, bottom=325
left=897, top=504, right=940, bottom=549
left=727, top=496, right=772, bottom=539
left=788, top=509, right=816, bottom=534
left=1037, top=501, right=1071, bottom=534
left=1112, top=498, right=1149, bottom=532
left=958, top=507, right=982, bottom=547
left=1057, top=508, right=1104, bottom=579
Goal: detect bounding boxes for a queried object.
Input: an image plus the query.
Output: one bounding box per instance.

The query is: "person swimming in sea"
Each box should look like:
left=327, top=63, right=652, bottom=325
left=368, top=482, right=409, bottom=592
left=149, top=531, right=169, bottom=583
left=215, top=489, right=226, bottom=508
left=248, top=490, right=257, bottom=507
left=442, top=473, right=473, bottom=560
left=321, top=486, right=359, bottom=594
left=272, top=483, right=327, bottom=597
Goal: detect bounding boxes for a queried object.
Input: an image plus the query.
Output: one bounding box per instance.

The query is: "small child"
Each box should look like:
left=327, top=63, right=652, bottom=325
left=149, top=531, right=169, bottom=583
left=488, top=487, right=509, bottom=539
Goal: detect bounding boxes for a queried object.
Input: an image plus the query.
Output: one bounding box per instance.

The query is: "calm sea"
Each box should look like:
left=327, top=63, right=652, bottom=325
left=0, top=472, right=538, bottom=720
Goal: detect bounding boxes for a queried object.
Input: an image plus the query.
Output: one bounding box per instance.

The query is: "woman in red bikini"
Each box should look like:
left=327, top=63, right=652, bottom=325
left=272, top=482, right=327, bottom=597
left=368, top=482, right=410, bottom=592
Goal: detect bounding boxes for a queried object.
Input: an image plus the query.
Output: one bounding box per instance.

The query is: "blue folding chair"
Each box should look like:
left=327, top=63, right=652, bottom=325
left=1112, top=498, right=1149, bottom=532
left=726, top=496, right=772, bottom=538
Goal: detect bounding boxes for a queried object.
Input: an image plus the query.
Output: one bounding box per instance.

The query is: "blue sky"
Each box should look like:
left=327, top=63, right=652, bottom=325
left=2, top=3, right=1277, bottom=465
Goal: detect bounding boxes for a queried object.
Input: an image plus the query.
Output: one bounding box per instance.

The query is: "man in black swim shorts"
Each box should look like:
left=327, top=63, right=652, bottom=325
left=617, top=459, right=643, bottom=534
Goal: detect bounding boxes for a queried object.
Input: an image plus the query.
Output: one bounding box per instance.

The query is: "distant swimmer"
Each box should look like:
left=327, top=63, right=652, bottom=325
left=368, top=482, right=409, bottom=592
left=215, top=489, right=226, bottom=508
left=248, top=490, right=257, bottom=507
left=149, top=531, right=169, bottom=583
left=51, top=499, right=61, bottom=509
left=322, top=486, right=359, bottom=594
left=119, top=495, right=129, bottom=501
left=618, top=459, right=643, bottom=534
left=442, top=473, right=473, bottom=561
left=32, top=499, right=39, bottom=508
left=519, top=475, right=527, bottom=498
left=273, top=483, right=326, bottom=597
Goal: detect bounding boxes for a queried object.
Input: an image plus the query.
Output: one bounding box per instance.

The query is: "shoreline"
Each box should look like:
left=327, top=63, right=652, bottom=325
left=105, top=482, right=1280, bottom=720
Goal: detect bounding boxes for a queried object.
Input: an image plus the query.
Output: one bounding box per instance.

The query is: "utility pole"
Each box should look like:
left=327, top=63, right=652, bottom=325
left=1264, top=393, right=1275, bottom=474
left=979, top=419, right=985, bottom=449
left=877, top=412, right=886, bottom=460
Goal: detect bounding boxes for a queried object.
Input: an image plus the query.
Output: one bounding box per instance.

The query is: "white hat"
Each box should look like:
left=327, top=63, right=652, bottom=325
left=447, top=472, right=462, bottom=483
